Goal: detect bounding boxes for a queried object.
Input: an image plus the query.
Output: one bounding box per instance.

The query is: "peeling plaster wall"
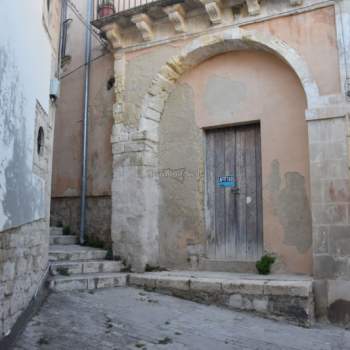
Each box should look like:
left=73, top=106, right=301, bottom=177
left=0, top=2, right=52, bottom=231
left=157, top=50, right=312, bottom=274
left=0, top=0, right=58, bottom=339
left=159, top=83, right=205, bottom=268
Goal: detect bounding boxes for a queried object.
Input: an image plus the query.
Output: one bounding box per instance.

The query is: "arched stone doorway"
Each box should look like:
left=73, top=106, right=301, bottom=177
left=158, top=50, right=312, bottom=274
left=111, top=28, right=319, bottom=272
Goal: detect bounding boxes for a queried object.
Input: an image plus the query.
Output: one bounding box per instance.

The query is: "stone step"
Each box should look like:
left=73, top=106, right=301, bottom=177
left=48, top=273, right=128, bottom=292
left=49, top=245, right=107, bottom=262
left=128, top=271, right=314, bottom=327
left=50, top=235, right=77, bottom=245
left=198, top=258, right=257, bottom=273
left=50, top=227, right=63, bottom=236
left=50, top=260, right=124, bottom=276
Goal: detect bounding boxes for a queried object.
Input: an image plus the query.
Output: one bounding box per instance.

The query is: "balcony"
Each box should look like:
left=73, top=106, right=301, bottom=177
left=94, top=0, right=160, bottom=17
left=92, top=0, right=304, bottom=49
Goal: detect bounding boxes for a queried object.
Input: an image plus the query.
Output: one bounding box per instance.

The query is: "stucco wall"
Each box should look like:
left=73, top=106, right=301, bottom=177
left=0, top=0, right=59, bottom=339
left=158, top=50, right=312, bottom=274
left=243, top=6, right=340, bottom=96
left=51, top=0, right=115, bottom=240
left=0, top=2, right=52, bottom=231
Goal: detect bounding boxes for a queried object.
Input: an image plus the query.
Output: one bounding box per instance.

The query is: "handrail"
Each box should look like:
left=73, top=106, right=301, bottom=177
left=95, top=0, right=157, bottom=18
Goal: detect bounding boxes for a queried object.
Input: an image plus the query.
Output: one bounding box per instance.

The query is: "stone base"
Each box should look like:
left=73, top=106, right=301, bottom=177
left=49, top=273, right=128, bottom=292
left=198, top=258, right=257, bottom=273
left=129, top=271, right=314, bottom=327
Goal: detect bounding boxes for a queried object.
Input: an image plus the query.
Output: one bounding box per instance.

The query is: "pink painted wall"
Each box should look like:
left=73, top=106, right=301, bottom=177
left=242, top=6, right=340, bottom=96
left=177, top=49, right=312, bottom=274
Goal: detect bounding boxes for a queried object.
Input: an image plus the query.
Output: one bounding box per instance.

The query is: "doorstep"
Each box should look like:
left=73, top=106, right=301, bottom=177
left=128, top=271, right=314, bottom=327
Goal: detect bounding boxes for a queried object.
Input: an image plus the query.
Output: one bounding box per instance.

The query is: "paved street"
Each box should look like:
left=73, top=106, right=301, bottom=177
left=14, top=287, right=350, bottom=350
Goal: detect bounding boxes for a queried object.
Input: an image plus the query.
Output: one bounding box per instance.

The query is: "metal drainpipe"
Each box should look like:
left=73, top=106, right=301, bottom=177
left=57, top=0, right=67, bottom=80
left=79, top=0, right=94, bottom=245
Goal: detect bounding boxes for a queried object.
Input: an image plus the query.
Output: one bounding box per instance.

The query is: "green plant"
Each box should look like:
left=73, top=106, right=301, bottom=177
left=85, top=236, right=105, bottom=249
left=105, top=248, right=114, bottom=260
left=145, top=264, right=166, bottom=272
left=121, top=260, right=132, bottom=272
left=37, top=337, right=50, bottom=345
left=62, top=225, right=71, bottom=235
left=256, top=254, right=276, bottom=275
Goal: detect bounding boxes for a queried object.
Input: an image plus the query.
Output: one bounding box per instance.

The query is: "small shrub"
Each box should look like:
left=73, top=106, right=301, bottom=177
left=56, top=267, right=70, bottom=276
left=62, top=225, right=71, bottom=235
left=105, top=248, right=114, bottom=260
left=121, top=260, right=132, bottom=272
left=85, top=236, right=105, bottom=249
left=37, top=337, right=50, bottom=345
left=256, top=254, right=276, bottom=275
left=158, top=337, right=172, bottom=345
left=145, top=264, right=166, bottom=272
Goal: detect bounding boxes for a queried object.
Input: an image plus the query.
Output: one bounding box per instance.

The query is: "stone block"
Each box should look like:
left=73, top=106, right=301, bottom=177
left=312, top=204, right=347, bottom=225
left=313, top=255, right=336, bottom=279
left=264, top=281, right=312, bottom=297
left=124, top=142, right=146, bottom=153
left=328, top=225, right=350, bottom=257
left=112, top=143, right=125, bottom=155
left=313, top=225, right=329, bottom=254
left=323, top=179, right=350, bottom=203
left=2, top=261, right=15, bottom=281
left=129, top=274, right=156, bottom=289
left=190, top=278, right=222, bottom=293
left=144, top=108, right=161, bottom=122
left=227, top=294, right=243, bottom=309
left=156, top=277, right=190, bottom=291
left=313, top=279, right=328, bottom=319
left=253, top=298, right=268, bottom=313
left=222, top=280, right=265, bottom=295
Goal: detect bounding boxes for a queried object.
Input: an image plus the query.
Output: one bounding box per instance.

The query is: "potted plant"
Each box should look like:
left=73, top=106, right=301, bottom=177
left=98, top=0, right=115, bottom=18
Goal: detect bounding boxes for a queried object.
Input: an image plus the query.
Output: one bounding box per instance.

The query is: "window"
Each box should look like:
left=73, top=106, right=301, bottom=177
left=37, top=127, right=45, bottom=156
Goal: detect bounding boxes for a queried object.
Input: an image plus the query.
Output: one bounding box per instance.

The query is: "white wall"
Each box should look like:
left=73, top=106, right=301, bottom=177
left=0, top=1, right=53, bottom=230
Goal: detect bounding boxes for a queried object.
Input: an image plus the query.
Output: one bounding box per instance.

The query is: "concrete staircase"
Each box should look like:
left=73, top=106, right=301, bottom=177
left=48, top=227, right=127, bottom=292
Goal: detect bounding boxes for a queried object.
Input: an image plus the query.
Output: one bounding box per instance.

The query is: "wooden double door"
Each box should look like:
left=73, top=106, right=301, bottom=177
left=205, top=123, right=263, bottom=260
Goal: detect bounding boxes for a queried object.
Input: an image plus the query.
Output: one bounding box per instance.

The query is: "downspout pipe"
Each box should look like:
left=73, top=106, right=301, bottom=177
left=80, top=0, right=94, bottom=245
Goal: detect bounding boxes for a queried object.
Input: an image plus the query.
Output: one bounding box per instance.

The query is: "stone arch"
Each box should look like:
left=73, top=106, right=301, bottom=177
left=139, top=27, right=320, bottom=133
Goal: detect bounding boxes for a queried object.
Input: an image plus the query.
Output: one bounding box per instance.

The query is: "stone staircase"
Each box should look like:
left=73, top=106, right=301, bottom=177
left=48, top=227, right=127, bottom=292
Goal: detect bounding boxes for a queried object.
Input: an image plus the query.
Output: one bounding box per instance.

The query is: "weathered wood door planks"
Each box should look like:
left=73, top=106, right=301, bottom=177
left=205, top=124, right=263, bottom=260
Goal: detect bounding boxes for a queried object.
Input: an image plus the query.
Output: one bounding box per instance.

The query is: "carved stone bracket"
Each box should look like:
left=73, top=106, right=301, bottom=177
left=163, top=4, right=187, bottom=33
left=289, top=0, right=303, bottom=6
left=246, top=0, right=260, bottom=16
left=200, top=0, right=223, bottom=25
left=131, top=13, right=154, bottom=41
left=101, top=22, right=123, bottom=49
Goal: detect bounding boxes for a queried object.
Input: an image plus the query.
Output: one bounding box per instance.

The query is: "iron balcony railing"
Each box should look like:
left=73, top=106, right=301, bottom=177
left=95, top=0, right=156, bottom=18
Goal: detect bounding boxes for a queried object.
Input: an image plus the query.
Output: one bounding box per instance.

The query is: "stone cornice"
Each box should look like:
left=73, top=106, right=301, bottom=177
left=94, top=0, right=328, bottom=50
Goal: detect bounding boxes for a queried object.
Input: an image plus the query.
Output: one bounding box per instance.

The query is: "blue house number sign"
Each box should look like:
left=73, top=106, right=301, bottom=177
left=217, top=176, right=237, bottom=188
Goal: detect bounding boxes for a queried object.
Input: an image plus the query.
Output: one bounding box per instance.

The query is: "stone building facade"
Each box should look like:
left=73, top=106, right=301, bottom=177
left=91, top=0, right=350, bottom=324
left=0, top=0, right=60, bottom=340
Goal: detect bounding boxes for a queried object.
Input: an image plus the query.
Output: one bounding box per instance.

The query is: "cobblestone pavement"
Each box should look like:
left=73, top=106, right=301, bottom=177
left=14, top=287, right=350, bottom=350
